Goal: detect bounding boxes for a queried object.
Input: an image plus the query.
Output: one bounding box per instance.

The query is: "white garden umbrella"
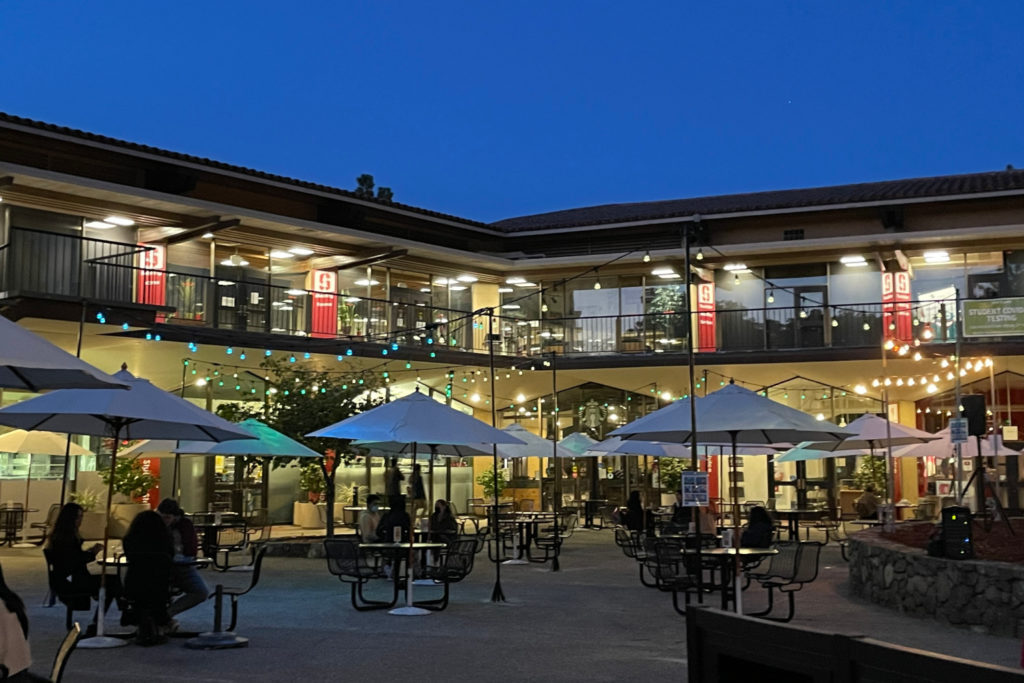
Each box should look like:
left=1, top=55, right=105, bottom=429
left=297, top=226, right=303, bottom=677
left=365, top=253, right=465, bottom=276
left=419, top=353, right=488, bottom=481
left=0, top=316, right=127, bottom=391
left=776, top=442, right=871, bottom=463
left=0, top=366, right=254, bottom=647
left=799, top=413, right=937, bottom=454
left=0, top=429, right=92, bottom=546
left=308, top=389, right=525, bottom=613
left=891, top=427, right=1021, bottom=459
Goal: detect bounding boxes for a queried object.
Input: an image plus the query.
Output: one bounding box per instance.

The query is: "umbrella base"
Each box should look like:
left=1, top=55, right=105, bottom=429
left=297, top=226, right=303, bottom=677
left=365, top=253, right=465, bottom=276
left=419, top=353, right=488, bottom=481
left=502, top=558, right=529, bottom=565
left=185, top=631, right=249, bottom=649
left=77, top=635, right=129, bottom=649
left=11, top=542, right=35, bottom=548
left=389, top=606, right=431, bottom=616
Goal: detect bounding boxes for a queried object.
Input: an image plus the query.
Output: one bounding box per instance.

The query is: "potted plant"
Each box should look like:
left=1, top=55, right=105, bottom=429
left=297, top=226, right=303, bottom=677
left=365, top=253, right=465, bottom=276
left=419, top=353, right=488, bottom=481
left=658, top=459, right=687, bottom=506
left=100, top=458, right=158, bottom=537
left=476, top=467, right=506, bottom=500
left=299, top=462, right=326, bottom=503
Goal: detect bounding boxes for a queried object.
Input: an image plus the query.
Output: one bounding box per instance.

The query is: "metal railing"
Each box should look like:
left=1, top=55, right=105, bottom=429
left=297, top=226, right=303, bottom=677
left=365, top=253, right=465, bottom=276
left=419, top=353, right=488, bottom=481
left=0, top=228, right=977, bottom=358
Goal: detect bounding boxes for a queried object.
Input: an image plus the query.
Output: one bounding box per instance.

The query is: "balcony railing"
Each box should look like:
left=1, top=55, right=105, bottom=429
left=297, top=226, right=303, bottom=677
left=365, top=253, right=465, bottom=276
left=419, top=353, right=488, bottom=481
left=0, top=227, right=972, bottom=359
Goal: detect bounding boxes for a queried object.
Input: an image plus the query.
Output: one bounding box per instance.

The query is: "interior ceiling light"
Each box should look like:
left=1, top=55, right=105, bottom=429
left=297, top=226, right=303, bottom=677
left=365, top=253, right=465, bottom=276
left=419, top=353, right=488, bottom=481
left=104, top=215, right=135, bottom=226
left=501, top=304, right=521, bottom=310
left=506, top=276, right=526, bottom=284
left=456, top=274, right=478, bottom=283
left=433, top=277, right=449, bottom=286
left=695, top=248, right=704, bottom=261
left=923, top=250, right=950, bottom=263
left=449, top=284, right=468, bottom=291
left=288, top=247, right=315, bottom=256
left=651, top=267, right=676, bottom=275
left=220, top=253, right=249, bottom=267
left=419, top=287, right=432, bottom=293
left=840, top=255, right=867, bottom=266
left=270, top=250, right=293, bottom=259
left=517, top=281, right=538, bottom=287
left=84, top=220, right=116, bottom=229
left=642, top=250, right=651, bottom=263
left=285, top=289, right=307, bottom=296
left=497, top=287, right=514, bottom=293
left=202, top=232, right=215, bottom=239
left=354, top=279, right=379, bottom=286
left=657, top=273, right=682, bottom=279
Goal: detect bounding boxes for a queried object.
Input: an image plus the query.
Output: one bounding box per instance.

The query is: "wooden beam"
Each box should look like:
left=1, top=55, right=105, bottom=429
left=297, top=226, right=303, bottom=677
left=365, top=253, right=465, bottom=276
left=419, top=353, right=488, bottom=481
left=142, top=217, right=240, bottom=245
left=307, top=249, right=408, bottom=272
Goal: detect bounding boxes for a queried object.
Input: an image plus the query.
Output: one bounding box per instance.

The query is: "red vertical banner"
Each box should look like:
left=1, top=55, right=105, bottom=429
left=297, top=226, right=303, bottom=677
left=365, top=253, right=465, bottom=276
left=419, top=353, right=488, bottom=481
left=137, top=244, right=166, bottom=319
left=138, top=457, right=161, bottom=509
left=882, top=272, right=913, bottom=343
left=696, top=282, right=716, bottom=352
left=307, top=269, right=338, bottom=338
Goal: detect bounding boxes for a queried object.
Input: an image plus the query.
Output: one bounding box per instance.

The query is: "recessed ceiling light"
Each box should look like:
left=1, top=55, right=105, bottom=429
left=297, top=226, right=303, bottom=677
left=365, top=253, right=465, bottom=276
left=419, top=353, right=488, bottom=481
left=288, top=247, right=314, bottom=256
left=924, top=250, right=950, bottom=263
left=344, top=296, right=361, bottom=303
left=104, top=215, right=135, bottom=226
left=285, top=289, right=308, bottom=296
left=354, top=279, right=379, bottom=286
left=220, top=256, right=249, bottom=267
left=498, top=287, right=514, bottom=293
left=651, top=267, right=676, bottom=275
left=270, top=250, right=292, bottom=259
left=419, top=287, right=432, bottom=293
left=506, top=276, right=526, bottom=284
left=84, top=220, right=116, bottom=229
left=456, top=274, right=478, bottom=283
left=657, top=273, right=682, bottom=279
left=501, top=304, right=521, bottom=310
left=517, top=282, right=537, bottom=287
left=217, top=280, right=235, bottom=286
left=723, top=263, right=747, bottom=271
left=433, top=277, right=449, bottom=286
left=449, top=285, right=468, bottom=291
left=840, top=255, right=867, bottom=265
left=202, top=232, right=215, bottom=239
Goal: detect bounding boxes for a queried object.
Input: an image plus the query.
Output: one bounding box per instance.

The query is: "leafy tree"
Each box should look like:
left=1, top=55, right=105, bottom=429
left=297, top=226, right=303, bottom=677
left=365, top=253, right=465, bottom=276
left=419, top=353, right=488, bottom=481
left=476, top=467, right=506, bottom=499
left=353, top=174, right=394, bottom=202
left=854, top=455, right=888, bottom=495
left=215, top=356, right=384, bottom=535
left=658, top=458, right=687, bottom=492
left=100, top=457, right=158, bottom=501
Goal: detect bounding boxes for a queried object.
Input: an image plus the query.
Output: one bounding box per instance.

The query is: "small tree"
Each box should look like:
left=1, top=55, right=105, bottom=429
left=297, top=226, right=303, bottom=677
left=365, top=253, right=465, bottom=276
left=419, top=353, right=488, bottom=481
left=215, top=356, right=384, bottom=535
left=476, top=467, right=505, bottom=500
left=100, top=457, right=158, bottom=502
left=854, top=455, right=888, bottom=495
left=658, top=458, right=687, bottom=493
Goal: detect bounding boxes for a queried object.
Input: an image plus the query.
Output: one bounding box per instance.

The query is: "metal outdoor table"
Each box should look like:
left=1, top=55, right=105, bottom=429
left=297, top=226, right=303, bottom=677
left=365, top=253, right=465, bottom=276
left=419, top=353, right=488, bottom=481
left=0, top=507, right=35, bottom=546
left=580, top=499, right=608, bottom=528
left=502, top=512, right=556, bottom=565
left=697, top=547, right=779, bottom=610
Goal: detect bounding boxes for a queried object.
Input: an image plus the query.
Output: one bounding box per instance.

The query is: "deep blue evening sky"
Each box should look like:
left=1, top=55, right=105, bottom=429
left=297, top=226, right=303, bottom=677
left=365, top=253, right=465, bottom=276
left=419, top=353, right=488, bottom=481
left=3, top=2, right=1023, bottom=223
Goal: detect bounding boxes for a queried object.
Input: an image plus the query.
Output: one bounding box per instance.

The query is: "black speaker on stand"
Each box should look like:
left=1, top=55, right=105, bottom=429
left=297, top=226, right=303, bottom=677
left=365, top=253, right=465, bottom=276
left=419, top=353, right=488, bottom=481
left=959, top=395, right=987, bottom=514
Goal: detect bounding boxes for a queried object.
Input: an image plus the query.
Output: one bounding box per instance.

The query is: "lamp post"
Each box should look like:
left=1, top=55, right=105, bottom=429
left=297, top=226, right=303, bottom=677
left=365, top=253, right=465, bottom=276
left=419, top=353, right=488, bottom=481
left=486, top=308, right=506, bottom=602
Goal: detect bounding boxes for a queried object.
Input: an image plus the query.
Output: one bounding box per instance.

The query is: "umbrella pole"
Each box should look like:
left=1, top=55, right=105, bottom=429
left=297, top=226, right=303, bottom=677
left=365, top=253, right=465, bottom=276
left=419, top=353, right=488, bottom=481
left=13, top=455, right=34, bottom=548
left=78, top=422, right=128, bottom=649
left=445, top=458, right=452, bottom=502
left=390, top=441, right=430, bottom=616
left=486, top=308, right=506, bottom=603
left=173, top=452, right=181, bottom=500
left=731, top=433, right=742, bottom=615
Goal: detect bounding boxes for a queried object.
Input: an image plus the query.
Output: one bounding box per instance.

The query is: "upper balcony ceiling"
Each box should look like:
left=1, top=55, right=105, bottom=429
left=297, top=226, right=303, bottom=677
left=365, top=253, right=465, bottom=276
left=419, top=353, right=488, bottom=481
left=2, top=112, right=1024, bottom=270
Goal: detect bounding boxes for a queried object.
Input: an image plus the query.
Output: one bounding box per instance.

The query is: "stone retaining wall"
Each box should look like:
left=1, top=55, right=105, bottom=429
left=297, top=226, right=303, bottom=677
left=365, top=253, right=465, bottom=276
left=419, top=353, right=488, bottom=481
left=848, top=527, right=1024, bottom=637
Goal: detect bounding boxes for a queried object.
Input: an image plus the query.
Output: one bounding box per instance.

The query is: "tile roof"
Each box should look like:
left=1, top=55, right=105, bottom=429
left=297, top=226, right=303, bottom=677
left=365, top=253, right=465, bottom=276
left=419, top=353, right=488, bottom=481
left=0, top=112, right=489, bottom=229
left=491, top=168, right=1024, bottom=232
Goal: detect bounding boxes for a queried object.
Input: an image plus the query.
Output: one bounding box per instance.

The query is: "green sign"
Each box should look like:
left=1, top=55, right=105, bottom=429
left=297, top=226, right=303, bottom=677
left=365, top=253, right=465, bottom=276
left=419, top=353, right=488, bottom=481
left=963, top=297, right=1024, bottom=337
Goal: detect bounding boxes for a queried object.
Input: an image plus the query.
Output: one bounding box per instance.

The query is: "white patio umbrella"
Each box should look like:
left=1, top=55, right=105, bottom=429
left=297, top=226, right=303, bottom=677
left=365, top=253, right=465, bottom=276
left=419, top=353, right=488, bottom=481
left=0, top=316, right=128, bottom=391
left=891, top=427, right=1021, bottom=459
left=558, top=432, right=598, bottom=456
left=799, top=413, right=937, bottom=454
left=0, top=429, right=92, bottom=546
left=611, top=382, right=854, bottom=614
left=308, top=389, right=525, bottom=614
left=0, top=366, right=254, bottom=648
left=776, top=442, right=872, bottom=463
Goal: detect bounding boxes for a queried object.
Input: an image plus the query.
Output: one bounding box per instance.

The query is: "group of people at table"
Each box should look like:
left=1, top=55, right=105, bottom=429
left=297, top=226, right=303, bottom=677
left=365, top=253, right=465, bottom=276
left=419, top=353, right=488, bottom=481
left=1, top=498, right=213, bottom=678
left=357, top=457, right=460, bottom=545
left=615, top=490, right=778, bottom=549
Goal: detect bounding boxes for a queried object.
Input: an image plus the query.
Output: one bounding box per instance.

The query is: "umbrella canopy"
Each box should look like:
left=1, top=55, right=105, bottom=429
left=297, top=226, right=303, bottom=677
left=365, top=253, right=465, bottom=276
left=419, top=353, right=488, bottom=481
left=587, top=436, right=692, bottom=458
left=799, top=413, right=937, bottom=453
left=891, top=428, right=1022, bottom=459
left=0, top=368, right=256, bottom=442
left=558, top=432, right=598, bottom=456
left=307, top=391, right=525, bottom=446
left=174, top=419, right=321, bottom=458
left=776, top=441, right=873, bottom=463
left=353, top=440, right=489, bottom=458
left=611, top=384, right=854, bottom=444
left=0, top=316, right=127, bottom=391
left=487, top=424, right=577, bottom=460
left=0, top=429, right=92, bottom=456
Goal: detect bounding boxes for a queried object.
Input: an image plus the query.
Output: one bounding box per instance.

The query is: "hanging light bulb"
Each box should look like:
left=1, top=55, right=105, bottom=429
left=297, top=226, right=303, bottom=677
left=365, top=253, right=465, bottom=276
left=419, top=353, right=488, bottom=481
left=696, top=248, right=704, bottom=261
left=733, top=273, right=740, bottom=286
left=593, top=280, right=601, bottom=290
left=642, top=250, right=651, bottom=263
left=767, top=290, right=775, bottom=304
left=831, top=318, right=839, bottom=327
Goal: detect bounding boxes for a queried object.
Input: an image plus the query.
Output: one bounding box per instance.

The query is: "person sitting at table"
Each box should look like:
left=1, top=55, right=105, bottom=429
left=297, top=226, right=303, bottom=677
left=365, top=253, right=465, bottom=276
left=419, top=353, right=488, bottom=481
left=740, top=506, right=774, bottom=548
left=156, top=499, right=209, bottom=622
left=47, top=502, right=123, bottom=636
left=376, top=495, right=411, bottom=543
left=0, top=563, right=49, bottom=682
left=428, top=499, right=459, bottom=543
left=624, top=490, right=644, bottom=532
left=359, top=494, right=383, bottom=541
left=855, top=485, right=880, bottom=520
left=123, top=510, right=175, bottom=642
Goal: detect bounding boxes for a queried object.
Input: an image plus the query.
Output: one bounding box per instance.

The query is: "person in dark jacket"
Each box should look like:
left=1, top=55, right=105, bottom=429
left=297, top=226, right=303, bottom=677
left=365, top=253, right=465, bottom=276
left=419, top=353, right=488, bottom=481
left=157, top=498, right=209, bottom=620
left=46, top=502, right=122, bottom=632
left=377, top=495, right=412, bottom=543
left=740, top=506, right=775, bottom=548
left=624, top=491, right=644, bottom=531
left=428, top=499, right=459, bottom=543
left=123, top=510, right=175, bottom=642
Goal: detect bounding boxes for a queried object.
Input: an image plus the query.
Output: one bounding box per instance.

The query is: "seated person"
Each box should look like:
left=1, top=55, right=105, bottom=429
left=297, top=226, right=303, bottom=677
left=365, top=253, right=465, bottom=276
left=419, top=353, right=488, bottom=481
left=157, top=499, right=210, bottom=621
left=740, top=506, right=775, bottom=548
left=123, top=510, right=174, bottom=641
left=624, top=491, right=644, bottom=532
left=376, top=495, right=411, bottom=543
left=855, top=485, right=880, bottom=519
left=46, top=502, right=122, bottom=634
left=428, top=499, right=459, bottom=543
left=0, top=564, right=48, bottom=682
left=359, top=494, right=383, bottom=541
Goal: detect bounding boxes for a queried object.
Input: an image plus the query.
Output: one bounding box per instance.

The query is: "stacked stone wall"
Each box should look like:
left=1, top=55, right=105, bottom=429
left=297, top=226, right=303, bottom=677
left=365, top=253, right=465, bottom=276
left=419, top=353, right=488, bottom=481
left=848, top=528, right=1024, bottom=636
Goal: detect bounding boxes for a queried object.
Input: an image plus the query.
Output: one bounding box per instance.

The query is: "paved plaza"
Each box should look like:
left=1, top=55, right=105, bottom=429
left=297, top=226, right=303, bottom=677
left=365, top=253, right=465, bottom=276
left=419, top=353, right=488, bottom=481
left=2, top=529, right=1020, bottom=682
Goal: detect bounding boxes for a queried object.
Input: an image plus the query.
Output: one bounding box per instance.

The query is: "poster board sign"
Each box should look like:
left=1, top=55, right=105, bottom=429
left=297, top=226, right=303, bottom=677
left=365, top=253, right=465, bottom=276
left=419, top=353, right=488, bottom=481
left=307, top=270, right=338, bottom=338
left=696, top=282, right=716, bottom=352
left=881, top=271, right=913, bottom=342
left=949, top=418, right=969, bottom=444
left=1003, top=425, right=1019, bottom=441
left=681, top=470, right=709, bottom=507
left=962, top=297, right=1024, bottom=337
left=136, top=243, right=166, bottom=320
